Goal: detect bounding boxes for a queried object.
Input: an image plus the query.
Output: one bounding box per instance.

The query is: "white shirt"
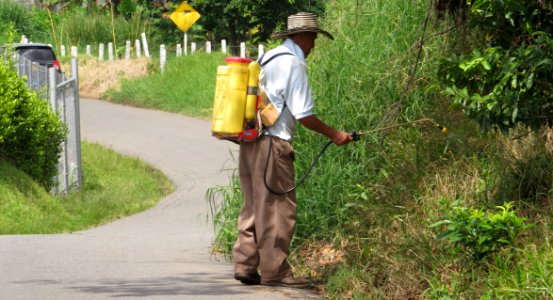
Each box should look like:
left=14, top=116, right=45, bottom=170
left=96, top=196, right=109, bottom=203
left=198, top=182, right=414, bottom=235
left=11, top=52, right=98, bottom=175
left=260, top=38, right=314, bottom=141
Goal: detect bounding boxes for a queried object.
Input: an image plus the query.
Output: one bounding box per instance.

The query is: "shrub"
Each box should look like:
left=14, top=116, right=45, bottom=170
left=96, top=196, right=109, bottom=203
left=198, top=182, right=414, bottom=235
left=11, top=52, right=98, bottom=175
left=438, top=0, right=553, bottom=130
left=431, top=200, right=531, bottom=261
left=0, top=60, right=66, bottom=190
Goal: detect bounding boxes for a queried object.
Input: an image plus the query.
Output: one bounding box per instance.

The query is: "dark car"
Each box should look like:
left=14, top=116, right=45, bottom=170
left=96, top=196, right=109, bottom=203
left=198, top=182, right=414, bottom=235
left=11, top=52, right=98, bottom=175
left=13, top=43, right=61, bottom=71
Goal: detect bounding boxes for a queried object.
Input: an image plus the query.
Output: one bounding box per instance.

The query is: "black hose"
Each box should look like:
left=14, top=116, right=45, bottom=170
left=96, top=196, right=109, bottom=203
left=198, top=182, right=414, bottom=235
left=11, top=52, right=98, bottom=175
left=263, top=136, right=333, bottom=195
left=263, top=131, right=360, bottom=195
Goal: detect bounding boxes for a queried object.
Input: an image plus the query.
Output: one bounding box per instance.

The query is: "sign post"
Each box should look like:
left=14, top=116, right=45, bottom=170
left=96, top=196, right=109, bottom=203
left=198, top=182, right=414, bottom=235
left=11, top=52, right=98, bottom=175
left=169, top=1, right=201, bottom=55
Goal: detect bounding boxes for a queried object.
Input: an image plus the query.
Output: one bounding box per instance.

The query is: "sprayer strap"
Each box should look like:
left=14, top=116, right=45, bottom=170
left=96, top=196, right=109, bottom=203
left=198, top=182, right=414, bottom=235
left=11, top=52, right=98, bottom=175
left=258, top=51, right=294, bottom=67
left=258, top=51, right=295, bottom=115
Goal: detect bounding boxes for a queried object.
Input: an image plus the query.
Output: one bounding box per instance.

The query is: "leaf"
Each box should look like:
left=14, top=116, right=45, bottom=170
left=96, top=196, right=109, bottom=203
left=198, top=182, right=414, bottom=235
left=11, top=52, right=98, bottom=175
left=430, top=220, right=452, bottom=228
left=481, top=60, right=491, bottom=70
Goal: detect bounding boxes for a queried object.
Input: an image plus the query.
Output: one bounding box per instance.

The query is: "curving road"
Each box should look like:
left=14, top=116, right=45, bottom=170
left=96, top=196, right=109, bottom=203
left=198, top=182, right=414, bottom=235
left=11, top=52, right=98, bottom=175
left=0, top=98, right=318, bottom=299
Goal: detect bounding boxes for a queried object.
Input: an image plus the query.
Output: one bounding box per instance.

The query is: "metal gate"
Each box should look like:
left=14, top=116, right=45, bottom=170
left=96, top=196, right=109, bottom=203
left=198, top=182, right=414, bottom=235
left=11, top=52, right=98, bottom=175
left=16, top=55, right=83, bottom=194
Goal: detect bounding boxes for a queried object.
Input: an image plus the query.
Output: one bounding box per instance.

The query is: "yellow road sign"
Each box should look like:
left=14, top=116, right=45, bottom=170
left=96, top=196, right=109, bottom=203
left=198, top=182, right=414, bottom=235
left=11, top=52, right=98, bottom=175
left=170, top=2, right=201, bottom=32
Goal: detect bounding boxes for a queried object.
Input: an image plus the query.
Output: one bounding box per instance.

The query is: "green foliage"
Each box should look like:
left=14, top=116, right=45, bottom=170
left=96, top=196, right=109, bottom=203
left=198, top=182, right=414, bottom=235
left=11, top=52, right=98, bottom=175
left=107, top=52, right=226, bottom=117
left=439, top=0, right=553, bottom=130
left=432, top=200, right=531, bottom=261
left=0, top=21, right=17, bottom=45
left=206, top=171, right=242, bottom=255
left=439, top=34, right=553, bottom=129
left=192, top=0, right=324, bottom=50
left=53, top=5, right=154, bottom=54
left=0, top=60, right=65, bottom=190
left=0, top=0, right=52, bottom=43
left=293, top=0, right=435, bottom=240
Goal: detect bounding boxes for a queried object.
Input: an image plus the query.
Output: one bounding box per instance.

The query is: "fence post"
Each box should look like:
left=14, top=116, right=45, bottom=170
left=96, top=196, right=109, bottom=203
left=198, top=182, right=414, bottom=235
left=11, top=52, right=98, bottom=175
left=61, top=45, right=66, bottom=57
left=184, top=32, right=188, bottom=55
left=71, top=46, right=78, bottom=58
left=141, top=32, right=150, bottom=58
left=240, top=42, right=246, bottom=58
left=160, top=45, right=166, bottom=73
left=125, top=41, right=131, bottom=60
left=191, top=42, right=196, bottom=54
left=48, top=68, right=59, bottom=194
left=99, top=43, right=105, bottom=61
left=176, top=44, right=182, bottom=57
left=135, top=39, right=141, bottom=58
left=221, top=39, right=227, bottom=54
left=206, top=41, right=211, bottom=54
left=108, top=42, right=114, bottom=61
left=71, top=58, right=83, bottom=188
left=258, top=44, right=264, bottom=58
left=86, top=45, right=91, bottom=56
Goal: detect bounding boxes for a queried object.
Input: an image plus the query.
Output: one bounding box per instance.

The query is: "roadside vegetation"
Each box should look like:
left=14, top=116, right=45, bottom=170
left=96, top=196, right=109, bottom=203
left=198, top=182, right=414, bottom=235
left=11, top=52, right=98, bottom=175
left=1, top=0, right=552, bottom=298
left=0, top=142, right=174, bottom=234
left=0, top=0, right=174, bottom=234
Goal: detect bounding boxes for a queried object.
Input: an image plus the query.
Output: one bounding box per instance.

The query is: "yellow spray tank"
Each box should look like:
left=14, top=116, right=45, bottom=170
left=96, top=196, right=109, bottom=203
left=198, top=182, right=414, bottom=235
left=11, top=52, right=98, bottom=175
left=245, top=61, right=260, bottom=121
left=211, top=57, right=251, bottom=136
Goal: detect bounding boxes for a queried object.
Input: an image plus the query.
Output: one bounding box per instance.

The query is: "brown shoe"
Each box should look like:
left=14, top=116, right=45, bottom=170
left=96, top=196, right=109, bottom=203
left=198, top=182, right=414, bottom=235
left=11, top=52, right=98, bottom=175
left=234, top=272, right=261, bottom=285
left=261, top=276, right=310, bottom=288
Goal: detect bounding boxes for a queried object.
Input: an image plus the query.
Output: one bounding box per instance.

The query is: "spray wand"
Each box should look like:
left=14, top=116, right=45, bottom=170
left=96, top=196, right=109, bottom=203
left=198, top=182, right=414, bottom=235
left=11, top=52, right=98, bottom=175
left=351, top=118, right=447, bottom=141
left=265, top=118, right=448, bottom=195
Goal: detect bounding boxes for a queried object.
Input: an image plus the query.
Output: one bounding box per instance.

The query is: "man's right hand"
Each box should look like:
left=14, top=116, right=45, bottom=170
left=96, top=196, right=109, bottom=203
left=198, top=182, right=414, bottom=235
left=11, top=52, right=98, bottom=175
left=330, top=130, right=353, bottom=146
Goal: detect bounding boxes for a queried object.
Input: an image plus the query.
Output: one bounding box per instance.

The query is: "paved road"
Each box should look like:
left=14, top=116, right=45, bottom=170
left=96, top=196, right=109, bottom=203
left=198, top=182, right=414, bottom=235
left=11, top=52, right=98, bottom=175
left=0, top=98, right=318, bottom=299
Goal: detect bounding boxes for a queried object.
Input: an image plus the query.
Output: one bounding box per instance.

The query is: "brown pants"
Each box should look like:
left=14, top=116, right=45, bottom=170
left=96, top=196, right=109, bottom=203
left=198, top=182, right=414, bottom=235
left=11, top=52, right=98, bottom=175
left=233, top=136, right=296, bottom=281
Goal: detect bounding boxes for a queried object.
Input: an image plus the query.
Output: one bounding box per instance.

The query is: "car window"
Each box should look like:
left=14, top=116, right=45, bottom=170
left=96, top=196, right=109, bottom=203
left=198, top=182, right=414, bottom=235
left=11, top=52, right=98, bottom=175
left=18, top=48, right=56, bottom=61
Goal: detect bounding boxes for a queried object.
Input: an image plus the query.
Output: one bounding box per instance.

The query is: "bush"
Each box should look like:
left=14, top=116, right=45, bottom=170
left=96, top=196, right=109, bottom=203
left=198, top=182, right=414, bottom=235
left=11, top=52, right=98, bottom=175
left=438, top=0, right=553, bottom=130
left=0, top=0, right=51, bottom=43
left=432, top=200, right=531, bottom=261
left=0, top=60, right=66, bottom=190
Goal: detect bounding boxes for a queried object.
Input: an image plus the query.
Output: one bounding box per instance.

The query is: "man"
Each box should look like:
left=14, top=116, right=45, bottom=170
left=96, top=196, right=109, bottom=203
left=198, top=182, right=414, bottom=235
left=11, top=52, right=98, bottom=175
left=233, top=12, right=353, bottom=288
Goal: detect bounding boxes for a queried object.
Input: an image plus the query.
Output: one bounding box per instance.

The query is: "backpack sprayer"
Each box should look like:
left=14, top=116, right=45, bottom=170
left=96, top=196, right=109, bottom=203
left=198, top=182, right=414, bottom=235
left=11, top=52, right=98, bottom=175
left=211, top=57, right=261, bottom=142
left=211, top=53, right=292, bottom=142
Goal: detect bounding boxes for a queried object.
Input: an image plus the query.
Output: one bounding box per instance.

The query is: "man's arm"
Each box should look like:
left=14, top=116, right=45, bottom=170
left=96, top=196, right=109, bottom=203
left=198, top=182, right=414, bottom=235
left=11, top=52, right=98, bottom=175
left=298, top=115, right=353, bottom=145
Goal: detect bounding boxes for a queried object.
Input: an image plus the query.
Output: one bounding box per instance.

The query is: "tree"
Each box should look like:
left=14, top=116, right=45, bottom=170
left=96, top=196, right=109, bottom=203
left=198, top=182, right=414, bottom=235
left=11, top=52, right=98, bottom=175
left=191, top=0, right=324, bottom=52
left=439, top=0, right=553, bottom=130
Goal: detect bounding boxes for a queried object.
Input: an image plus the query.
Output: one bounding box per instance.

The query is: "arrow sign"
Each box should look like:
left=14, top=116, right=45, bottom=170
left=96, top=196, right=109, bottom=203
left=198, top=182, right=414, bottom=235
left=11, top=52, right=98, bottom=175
left=170, top=2, right=201, bottom=32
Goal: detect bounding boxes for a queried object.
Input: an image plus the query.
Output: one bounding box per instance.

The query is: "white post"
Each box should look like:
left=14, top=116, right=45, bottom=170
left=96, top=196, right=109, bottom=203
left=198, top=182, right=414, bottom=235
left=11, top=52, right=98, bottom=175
left=160, top=44, right=166, bottom=73
left=99, top=43, right=104, bottom=61
left=135, top=39, right=141, bottom=58
left=108, top=42, right=114, bottom=61
left=141, top=32, right=150, bottom=58
left=184, top=32, right=188, bottom=55
left=125, top=40, right=131, bottom=60
left=20, top=35, right=28, bottom=44
left=191, top=42, right=196, bottom=54
left=71, top=46, right=78, bottom=58
left=86, top=45, right=91, bottom=56
left=206, top=41, right=211, bottom=54
left=258, top=44, right=264, bottom=58
left=61, top=45, right=66, bottom=57
left=176, top=44, right=182, bottom=57
left=221, top=39, right=227, bottom=54
left=240, top=42, right=246, bottom=58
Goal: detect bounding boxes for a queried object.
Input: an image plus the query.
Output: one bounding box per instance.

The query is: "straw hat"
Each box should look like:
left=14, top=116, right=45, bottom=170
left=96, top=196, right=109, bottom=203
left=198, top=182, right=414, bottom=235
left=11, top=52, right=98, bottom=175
left=271, top=12, right=334, bottom=40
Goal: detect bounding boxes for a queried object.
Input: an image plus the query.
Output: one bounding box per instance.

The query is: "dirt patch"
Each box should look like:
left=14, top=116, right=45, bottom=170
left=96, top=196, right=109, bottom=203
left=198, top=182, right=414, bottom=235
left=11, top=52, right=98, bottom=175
left=62, top=57, right=150, bottom=99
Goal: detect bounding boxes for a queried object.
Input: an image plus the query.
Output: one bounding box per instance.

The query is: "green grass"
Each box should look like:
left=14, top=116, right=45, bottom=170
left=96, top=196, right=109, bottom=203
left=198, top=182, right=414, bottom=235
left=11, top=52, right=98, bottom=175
left=0, top=142, right=174, bottom=234
left=106, top=52, right=227, bottom=118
